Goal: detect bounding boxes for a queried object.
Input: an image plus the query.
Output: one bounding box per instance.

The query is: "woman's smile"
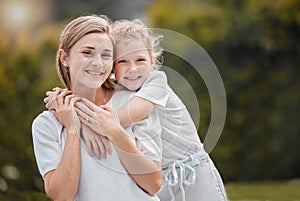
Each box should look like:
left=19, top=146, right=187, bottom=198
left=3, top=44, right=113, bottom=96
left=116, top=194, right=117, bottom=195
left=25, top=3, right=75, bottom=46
left=84, top=69, right=105, bottom=78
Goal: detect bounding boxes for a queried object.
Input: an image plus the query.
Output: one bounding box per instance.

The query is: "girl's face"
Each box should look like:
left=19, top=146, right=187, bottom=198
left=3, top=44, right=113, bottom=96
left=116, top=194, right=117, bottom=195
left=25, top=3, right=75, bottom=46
left=61, top=32, right=113, bottom=89
left=114, top=40, right=154, bottom=91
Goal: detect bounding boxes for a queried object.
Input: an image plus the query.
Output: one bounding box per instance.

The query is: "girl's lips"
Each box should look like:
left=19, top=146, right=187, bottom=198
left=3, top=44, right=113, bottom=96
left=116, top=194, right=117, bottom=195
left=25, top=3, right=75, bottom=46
left=124, top=76, right=141, bottom=80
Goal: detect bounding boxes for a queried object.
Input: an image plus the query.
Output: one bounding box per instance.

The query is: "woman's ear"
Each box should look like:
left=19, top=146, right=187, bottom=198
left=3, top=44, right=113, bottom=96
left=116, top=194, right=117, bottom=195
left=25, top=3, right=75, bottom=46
left=59, top=49, right=69, bottom=67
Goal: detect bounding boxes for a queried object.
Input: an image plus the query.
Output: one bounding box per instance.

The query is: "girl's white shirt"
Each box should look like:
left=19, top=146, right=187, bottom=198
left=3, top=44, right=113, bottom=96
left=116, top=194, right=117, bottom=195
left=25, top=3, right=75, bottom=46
left=134, top=70, right=203, bottom=168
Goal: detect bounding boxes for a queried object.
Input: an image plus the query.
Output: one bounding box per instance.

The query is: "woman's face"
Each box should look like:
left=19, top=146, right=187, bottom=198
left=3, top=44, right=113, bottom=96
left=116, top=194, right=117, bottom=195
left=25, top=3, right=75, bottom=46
left=63, top=32, right=113, bottom=89
left=114, top=40, right=154, bottom=91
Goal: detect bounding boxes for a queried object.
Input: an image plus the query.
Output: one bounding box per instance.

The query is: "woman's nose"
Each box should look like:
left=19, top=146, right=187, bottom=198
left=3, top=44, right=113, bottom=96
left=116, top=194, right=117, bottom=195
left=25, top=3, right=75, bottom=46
left=91, top=57, right=102, bottom=68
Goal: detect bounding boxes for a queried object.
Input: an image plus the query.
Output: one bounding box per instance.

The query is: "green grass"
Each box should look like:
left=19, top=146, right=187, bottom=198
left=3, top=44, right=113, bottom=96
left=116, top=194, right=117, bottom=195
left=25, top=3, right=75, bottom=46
left=226, top=179, right=300, bottom=201
left=1, top=179, right=300, bottom=201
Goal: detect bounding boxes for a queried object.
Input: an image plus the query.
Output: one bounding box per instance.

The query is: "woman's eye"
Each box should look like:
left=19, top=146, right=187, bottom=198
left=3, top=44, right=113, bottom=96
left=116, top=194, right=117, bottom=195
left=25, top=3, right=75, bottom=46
left=102, top=54, right=112, bottom=59
left=82, top=51, right=91, bottom=55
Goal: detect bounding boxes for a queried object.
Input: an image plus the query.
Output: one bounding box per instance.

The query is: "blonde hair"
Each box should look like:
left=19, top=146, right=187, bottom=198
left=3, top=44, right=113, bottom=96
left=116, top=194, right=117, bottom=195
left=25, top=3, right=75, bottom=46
left=56, top=15, right=114, bottom=89
left=112, top=19, right=163, bottom=69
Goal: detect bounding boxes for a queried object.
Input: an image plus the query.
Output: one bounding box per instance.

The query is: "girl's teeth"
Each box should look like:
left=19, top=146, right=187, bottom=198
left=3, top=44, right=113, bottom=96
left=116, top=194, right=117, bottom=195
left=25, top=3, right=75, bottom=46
left=126, top=76, right=140, bottom=80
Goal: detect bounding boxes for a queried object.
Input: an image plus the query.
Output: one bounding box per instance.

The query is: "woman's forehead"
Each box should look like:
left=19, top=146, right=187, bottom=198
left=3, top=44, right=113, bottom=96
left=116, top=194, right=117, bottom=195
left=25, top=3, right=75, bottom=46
left=75, top=32, right=113, bottom=50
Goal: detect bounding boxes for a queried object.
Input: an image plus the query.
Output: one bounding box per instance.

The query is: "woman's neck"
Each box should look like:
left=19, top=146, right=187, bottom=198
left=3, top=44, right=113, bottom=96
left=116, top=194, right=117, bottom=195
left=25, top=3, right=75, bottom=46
left=72, top=83, right=111, bottom=106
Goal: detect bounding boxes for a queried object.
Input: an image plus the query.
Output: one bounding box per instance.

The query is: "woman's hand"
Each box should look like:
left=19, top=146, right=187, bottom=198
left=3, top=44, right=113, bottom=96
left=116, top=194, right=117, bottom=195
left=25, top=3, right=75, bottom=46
left=75, top=98, right=123, bottom=139
left=81, top=123, right=112, bottom=159
left=45, top=89, right=112, bottom=158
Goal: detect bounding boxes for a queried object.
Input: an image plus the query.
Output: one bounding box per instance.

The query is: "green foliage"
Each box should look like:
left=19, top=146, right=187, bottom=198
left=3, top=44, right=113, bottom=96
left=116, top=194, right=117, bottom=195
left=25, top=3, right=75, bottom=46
left=148, top=0, right=300, bottom=181
left=0, top=26, right=61, bottom=198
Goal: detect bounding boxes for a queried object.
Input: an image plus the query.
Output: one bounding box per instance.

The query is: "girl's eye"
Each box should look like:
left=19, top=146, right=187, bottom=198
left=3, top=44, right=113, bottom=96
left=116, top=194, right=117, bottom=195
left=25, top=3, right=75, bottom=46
left=137, top=58, right=146, bottom=62
left=117, top=60, right=126, bottom=64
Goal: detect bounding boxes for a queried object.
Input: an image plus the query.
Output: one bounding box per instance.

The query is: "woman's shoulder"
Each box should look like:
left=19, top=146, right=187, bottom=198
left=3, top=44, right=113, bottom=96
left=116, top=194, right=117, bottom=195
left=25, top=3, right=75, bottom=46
left=32, top=111, right=62, bottom=133
left=33, top=110, right=57, bottom=123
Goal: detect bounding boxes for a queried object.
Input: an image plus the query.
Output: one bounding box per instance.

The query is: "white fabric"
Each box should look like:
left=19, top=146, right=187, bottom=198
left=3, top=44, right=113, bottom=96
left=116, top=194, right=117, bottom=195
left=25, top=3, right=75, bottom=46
left=158, top=150, right=227, bottom=201
left=133, top=70, right=227, bottom=201
left=108, top=90, right=163, bottom=162
left=135, top=70, right=202, bottom=168
left=32, top=110, right=160, bottom=201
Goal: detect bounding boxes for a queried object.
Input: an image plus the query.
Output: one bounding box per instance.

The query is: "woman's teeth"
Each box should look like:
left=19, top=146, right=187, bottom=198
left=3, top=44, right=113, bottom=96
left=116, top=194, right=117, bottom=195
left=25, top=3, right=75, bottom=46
left=86, top=70, right=103, bottom=76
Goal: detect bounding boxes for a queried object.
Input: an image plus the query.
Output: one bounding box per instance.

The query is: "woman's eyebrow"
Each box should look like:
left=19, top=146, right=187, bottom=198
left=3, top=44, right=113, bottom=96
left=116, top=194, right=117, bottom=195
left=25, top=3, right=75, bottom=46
left=80, top=47, right=113, bottom=53
left=80, top=46, right=95, bottom=50
left=103, top=49, right=113, bottom=52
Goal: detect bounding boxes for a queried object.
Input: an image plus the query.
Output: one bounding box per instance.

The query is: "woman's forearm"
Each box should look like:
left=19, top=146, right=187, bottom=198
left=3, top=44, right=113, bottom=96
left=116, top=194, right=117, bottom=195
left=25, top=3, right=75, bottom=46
left=109, top=129, right=162, bottom=195
left=44, top=129, right=81, bottom=201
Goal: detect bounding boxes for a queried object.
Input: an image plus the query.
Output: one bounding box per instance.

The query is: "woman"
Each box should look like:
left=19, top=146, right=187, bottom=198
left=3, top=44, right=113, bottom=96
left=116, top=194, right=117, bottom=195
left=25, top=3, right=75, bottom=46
left=32, top=15, right=162, bottom=201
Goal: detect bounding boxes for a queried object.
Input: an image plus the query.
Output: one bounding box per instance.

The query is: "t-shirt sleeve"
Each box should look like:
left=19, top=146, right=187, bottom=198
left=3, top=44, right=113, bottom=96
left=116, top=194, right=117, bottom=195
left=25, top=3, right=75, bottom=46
left=32, top=111, right=63, bottom=177
left=135, top=70, right=170, bottom=107
left=132, top=109, right=162, bottom=163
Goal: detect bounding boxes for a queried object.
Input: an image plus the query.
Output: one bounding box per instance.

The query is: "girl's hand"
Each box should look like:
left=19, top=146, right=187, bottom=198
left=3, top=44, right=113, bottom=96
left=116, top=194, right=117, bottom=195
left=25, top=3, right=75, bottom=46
left=50, top=90, right=81, bottom=133
left=44, top=87, right=68, bottom=111
left=81, top=123, right=112, bottom=159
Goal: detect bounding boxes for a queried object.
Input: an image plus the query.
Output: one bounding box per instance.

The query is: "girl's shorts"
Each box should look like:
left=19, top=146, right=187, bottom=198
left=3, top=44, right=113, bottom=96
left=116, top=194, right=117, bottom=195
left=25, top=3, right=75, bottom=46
left=158, top=149, right=227, bottom=201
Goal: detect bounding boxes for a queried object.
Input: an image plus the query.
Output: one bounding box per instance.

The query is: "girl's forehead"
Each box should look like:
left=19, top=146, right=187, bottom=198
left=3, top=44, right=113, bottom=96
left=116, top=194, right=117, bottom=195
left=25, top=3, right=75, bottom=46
left=116, top=40, right=149, bottom=55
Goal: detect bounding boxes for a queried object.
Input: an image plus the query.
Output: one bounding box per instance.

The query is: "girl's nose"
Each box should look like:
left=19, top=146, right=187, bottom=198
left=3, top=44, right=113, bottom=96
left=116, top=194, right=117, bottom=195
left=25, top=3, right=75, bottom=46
left=128, top=63, right=138, bottom=73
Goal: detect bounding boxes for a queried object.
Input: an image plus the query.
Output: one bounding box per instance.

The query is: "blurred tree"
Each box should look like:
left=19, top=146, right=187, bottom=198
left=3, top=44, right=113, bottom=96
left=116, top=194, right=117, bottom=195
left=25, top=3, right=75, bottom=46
left=147, top=0, right=300, bottom=181
left=49, top=0, right=154, bottom=21
left=0, top=26, right=60, bottom=200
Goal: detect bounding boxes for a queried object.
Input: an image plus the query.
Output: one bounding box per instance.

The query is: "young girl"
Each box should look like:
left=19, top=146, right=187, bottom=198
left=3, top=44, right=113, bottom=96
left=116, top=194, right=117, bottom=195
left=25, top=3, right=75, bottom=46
left=109, top=19, right=228, bottom=201
left=33, top=15, right=162, bottom=201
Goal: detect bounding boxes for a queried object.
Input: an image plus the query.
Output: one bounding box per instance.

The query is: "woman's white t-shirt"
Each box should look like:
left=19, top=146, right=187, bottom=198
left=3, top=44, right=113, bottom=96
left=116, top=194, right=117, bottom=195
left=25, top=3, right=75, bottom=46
left=32, top=91, right=162, bottom=201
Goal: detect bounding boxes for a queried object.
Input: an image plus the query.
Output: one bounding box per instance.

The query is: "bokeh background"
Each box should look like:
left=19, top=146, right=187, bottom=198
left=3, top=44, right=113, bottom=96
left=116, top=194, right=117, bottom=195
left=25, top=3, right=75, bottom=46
left=0, top=0, right=299, bottom=200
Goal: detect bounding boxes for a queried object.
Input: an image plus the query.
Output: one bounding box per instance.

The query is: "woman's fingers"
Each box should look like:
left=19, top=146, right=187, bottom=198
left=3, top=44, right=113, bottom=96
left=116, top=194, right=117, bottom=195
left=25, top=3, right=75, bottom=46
left=75, top=101, right=95, bottom=118
left=81, top=98, right=97, bottom=111
left=76, top=107, right=92, bottom=125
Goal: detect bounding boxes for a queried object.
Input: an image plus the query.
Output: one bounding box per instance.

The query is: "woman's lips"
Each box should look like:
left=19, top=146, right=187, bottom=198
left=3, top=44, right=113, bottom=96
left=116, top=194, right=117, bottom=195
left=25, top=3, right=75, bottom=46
left=85, top=70, right=104, bottom=77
